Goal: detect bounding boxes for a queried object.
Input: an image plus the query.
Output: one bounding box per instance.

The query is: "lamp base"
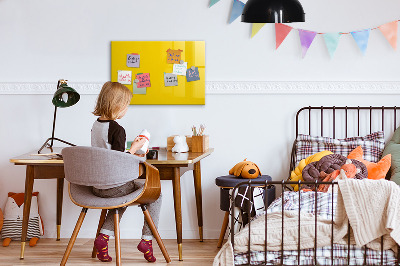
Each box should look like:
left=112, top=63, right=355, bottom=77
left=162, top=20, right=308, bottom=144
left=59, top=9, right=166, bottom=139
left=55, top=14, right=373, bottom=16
left=38, top=137, right=76, bottom=154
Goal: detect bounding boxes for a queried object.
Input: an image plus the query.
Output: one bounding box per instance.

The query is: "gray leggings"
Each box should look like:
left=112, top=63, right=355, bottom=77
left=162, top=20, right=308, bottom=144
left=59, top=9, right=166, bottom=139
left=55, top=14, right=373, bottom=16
left=92, top=180, right=162, bottom=240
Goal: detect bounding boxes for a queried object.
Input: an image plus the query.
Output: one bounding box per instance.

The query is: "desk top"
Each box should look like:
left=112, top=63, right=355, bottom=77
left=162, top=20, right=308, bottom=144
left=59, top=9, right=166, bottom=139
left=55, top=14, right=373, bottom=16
left=10, top=147, right=214, bottom=166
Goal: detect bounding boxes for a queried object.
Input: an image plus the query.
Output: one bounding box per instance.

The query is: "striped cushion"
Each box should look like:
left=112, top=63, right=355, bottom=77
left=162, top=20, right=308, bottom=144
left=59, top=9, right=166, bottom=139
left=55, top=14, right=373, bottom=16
left=1, top=217, right=40, bottom=240
left=295, top=131, right=385, bottom=167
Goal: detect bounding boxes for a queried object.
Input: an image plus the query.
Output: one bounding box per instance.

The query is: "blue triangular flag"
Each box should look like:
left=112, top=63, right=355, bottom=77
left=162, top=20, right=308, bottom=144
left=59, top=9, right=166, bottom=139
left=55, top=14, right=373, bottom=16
left=209, top=0, right=220, bottom=7
left=229, top=0, right=245, bottom=23
left=323, top=33, right=341, bottom=58
left=351, top=29, right=370, bottom=55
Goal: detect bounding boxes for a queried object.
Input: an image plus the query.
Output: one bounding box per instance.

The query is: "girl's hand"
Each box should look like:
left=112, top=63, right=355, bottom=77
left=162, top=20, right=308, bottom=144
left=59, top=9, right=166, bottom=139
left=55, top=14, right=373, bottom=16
left=134, top=148, right=149, bottom=157
left=128, top=137, right=147, bottom=154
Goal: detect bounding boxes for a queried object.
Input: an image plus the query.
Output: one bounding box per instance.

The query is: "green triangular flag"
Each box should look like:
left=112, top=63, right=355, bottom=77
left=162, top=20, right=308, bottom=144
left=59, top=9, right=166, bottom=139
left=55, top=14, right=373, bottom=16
left=251, top=23, right=266, bottom=38
left=323, top=33, right=341, bottom=58
left=209, top=0, right=220, bottom=7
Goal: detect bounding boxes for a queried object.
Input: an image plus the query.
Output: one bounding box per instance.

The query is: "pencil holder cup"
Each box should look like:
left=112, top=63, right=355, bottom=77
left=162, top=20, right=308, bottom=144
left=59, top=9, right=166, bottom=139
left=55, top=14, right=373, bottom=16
left=191, top=135, right=209, bottom=152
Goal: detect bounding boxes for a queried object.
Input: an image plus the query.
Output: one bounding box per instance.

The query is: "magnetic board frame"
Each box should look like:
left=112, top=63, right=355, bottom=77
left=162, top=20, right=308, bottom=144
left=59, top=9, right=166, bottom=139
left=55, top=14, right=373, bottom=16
left=111, top=41, right=205, bottom=105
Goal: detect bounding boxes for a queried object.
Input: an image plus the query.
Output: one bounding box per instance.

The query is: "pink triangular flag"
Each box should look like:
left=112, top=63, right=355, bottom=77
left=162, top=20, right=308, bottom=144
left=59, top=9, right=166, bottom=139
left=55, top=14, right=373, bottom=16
left=298, top=29, right=317, bottom=58
left=275, top=23, right=293, bottom=49
left=378, top=21, right=398, bottom=50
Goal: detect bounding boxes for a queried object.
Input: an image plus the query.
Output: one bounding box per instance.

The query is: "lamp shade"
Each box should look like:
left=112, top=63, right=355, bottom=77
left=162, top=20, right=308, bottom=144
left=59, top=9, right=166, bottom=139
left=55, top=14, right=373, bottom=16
left=52, top=84, right=80, bottom=108
left=241, top=0, right=305, bottom=23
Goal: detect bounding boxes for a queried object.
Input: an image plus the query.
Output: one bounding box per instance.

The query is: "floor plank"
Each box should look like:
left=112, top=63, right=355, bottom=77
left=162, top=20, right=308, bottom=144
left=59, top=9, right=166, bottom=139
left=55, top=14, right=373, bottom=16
left=0, top=239, right=221, bottom=265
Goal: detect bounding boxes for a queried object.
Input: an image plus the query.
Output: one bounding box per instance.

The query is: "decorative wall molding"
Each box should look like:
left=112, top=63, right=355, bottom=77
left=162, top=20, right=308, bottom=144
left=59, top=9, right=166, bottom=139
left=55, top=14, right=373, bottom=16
left=1, top=81, right=400, bottom=95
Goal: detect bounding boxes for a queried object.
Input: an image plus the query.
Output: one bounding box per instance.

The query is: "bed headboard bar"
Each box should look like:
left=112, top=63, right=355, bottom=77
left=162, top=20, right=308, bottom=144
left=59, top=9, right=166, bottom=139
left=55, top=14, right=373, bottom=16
left=296, top=106, right=399, bottom=138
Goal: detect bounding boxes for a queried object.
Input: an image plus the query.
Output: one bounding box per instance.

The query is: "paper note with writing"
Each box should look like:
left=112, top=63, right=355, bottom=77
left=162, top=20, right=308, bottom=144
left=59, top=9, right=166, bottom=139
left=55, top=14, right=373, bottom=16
left=173, top=62, right=187, bottom=76
left=186, top=67, right=200, bottom=82
left=126, top=53, right=140, bottom=68
left=166, top=49, right=183, bottom=64
left=118, top=70, right=132, bottom=84
left=136, top=73, right=151, bottom=88
left=132, top=82, right=147, bottom=94
left=164, top=73, right=178, bottom=87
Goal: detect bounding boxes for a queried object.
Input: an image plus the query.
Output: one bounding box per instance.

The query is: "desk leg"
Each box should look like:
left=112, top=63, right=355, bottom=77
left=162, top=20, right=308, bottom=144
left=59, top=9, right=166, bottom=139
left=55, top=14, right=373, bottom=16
left=193, top=161, right=203, bottom=242
left=172, top=167, right=183, bottom=261
left=20, top=165, right=34, bottom=259
left=56, top=178, right=64, bottom=241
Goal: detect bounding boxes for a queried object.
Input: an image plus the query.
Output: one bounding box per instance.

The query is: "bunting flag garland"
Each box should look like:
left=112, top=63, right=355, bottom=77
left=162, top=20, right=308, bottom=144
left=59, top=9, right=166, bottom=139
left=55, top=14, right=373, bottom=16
left=209, top=0, right=220, bottom=8
left=229, top=0, right=245, bottom=24
left=275, top=23, right=293, bottom=49
left=251, top=23, right=266, bottom=38
left=323, top=33, right=341, bottom=58
left=298, top=30, right=317, bottom=58
left=378, top=21, right=398, bottom=50
left=208, top=6, right=400, bottom=57
left=351, top=29, right=370, bottom=55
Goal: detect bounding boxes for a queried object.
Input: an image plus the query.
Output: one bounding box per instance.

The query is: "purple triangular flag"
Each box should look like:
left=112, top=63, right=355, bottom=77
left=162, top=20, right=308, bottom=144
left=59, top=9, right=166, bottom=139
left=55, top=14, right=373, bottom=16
left=298, top=29, right=317, bottom=58
left=229, top=0, right=245, bottom=24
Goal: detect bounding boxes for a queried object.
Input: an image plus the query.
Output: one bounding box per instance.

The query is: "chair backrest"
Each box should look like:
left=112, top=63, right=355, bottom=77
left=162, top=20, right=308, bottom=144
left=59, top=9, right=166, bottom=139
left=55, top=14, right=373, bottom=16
left=62, top=146, right=145, bottom=187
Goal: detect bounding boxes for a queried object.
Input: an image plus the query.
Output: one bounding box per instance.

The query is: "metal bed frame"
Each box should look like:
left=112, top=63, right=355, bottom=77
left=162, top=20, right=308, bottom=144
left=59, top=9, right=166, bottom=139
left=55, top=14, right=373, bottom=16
left=230, top=106, right=400, bottom=266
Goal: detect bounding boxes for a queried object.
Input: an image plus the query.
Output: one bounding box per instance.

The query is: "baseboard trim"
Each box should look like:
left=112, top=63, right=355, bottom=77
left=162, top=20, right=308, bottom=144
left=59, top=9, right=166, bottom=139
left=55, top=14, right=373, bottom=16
left=1, top=81, right=399, bottom=95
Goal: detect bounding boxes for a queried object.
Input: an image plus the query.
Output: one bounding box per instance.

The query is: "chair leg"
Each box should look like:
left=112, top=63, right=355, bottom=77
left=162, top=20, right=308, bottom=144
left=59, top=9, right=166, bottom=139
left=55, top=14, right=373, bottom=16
left=141, top=205, right=171, bottom=263
left=60, top=208, right=88, bottom=266
left=217, top=211, right=230, bottom=248
left=114, top=209, right=121, bottom=266
left=91, top=209, right=108, bottom=258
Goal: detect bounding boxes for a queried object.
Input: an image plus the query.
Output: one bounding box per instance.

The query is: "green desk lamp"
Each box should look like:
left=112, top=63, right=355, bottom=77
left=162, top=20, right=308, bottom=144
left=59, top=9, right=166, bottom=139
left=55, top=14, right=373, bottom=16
left=38, top=79, right=80, bottom=154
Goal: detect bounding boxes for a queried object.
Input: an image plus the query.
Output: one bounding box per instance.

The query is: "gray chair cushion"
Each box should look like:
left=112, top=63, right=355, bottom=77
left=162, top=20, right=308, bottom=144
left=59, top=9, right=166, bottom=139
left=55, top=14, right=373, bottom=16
left=69, top=180, right=145, bottom=208
left=62, top=146, right=145, bottom=188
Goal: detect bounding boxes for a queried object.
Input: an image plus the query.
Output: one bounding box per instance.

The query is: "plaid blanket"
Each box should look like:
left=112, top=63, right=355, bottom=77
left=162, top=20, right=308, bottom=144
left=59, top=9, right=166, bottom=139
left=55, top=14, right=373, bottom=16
left=234, top=191, right=397, bottom=265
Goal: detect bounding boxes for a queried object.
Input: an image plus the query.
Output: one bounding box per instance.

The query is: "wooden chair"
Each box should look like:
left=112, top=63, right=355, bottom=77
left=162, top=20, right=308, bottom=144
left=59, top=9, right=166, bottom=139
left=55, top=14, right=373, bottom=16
left=60, top=146, right=171, bottom=265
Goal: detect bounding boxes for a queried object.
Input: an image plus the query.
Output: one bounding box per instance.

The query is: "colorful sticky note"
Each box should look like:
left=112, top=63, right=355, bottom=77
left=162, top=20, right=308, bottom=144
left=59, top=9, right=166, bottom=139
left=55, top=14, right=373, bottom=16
left=173, top=62, right=188, bottom=76
left=164, top=73, right=178, bottom=87
left=126, top=53, right=140, bottom=67
left=166, top=49, right=183, bottom=64
left=186, top=67, right=200, bottom=82
left=132, top=82, right=146, bottom=95
left=117, top=70, right=132, bottom=84
left=136, top=73, right=151, bottom=88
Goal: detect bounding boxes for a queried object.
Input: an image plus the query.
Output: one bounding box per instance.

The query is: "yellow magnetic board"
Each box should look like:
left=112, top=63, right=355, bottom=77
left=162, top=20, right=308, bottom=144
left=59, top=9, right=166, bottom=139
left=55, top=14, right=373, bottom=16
left=111, top=41, right=205, bottom=105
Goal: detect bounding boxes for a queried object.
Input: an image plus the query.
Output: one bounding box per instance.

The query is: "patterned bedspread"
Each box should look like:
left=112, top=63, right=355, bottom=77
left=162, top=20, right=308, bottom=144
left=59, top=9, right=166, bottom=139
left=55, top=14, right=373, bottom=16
left=234, top=191, right=397, bottom=265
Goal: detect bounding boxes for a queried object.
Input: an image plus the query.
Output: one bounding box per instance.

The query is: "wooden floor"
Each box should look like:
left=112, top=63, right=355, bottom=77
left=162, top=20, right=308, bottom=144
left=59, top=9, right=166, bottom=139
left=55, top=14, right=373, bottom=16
left=0, top=239, right=221, bottom=265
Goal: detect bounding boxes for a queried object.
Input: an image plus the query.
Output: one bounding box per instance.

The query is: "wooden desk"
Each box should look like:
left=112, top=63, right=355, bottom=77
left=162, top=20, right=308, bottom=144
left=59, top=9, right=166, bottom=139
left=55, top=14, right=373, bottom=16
left=9, top=148, right=64, bottom=259
left=10, top=147, right=213, bottom=261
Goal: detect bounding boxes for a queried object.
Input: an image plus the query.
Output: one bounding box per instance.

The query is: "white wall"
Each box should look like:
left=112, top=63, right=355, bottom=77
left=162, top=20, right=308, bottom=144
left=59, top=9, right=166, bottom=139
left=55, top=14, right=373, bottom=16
left=1, top=0, right=400, bottom=240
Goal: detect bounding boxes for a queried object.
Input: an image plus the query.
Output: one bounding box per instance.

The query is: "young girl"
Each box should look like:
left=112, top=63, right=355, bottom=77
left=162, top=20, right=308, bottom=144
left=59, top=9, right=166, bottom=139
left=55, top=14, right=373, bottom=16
left=91, top=81, right=162, bottom=263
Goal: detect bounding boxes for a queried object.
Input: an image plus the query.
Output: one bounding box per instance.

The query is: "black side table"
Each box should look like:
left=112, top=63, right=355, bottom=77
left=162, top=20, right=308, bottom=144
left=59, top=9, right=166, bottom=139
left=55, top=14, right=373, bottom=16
left=215, top=175, right=275, bottom=248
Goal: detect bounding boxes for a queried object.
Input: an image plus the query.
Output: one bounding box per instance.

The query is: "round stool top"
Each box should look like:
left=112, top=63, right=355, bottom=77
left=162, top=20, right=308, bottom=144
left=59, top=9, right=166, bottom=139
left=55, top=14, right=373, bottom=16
left=215, top=175, right=272, bottom=188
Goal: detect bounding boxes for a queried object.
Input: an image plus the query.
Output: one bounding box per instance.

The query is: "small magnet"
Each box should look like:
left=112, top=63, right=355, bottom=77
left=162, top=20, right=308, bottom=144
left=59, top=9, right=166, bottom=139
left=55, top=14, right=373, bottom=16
left=180, top=60, right=184, bottom=64
left=191, top=66, right=196, bottom=70
left=134, top=79, right=139, bottom=83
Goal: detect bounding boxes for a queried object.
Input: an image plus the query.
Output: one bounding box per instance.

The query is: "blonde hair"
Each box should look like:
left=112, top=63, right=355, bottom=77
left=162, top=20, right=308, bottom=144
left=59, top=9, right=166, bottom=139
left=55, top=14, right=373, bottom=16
left=93, top=81, right=133, bottom=120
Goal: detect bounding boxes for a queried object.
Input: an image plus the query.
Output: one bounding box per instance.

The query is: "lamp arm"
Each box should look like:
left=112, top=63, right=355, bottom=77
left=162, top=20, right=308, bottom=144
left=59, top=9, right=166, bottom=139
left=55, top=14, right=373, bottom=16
left=50, top=105, right=57, bottom=148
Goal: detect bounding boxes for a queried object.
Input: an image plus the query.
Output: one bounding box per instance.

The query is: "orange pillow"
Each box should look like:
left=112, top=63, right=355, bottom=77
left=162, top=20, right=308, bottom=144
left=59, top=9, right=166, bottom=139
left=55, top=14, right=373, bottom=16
left=347, top=146, right=391, bottom=180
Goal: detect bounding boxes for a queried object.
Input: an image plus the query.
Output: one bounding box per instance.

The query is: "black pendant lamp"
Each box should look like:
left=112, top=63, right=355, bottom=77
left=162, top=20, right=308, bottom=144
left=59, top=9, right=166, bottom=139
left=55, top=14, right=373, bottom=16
left=242, top=0, right=305, bottom=23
